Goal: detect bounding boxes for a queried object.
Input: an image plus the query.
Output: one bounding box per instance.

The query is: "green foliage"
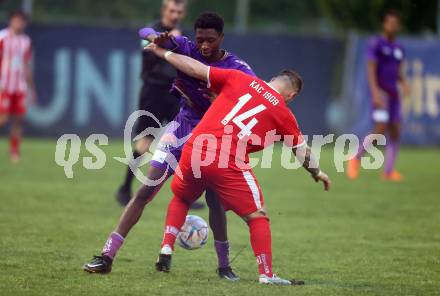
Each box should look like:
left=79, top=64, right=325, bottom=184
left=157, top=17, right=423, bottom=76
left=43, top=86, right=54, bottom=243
left=317, top=0, right=438, bottom=33
left=0, top=0, right=437, bottom=34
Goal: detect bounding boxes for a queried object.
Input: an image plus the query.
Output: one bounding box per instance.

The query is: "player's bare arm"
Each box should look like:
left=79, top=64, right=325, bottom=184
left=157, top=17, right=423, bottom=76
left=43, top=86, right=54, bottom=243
left=367, top=60, right=384, bottom=108
left=26, top=60, right=36, bottom=103
left=398, top=62, right=410, bottom=97
left=292, top=145, right=331, bottom=191
left=145, top=43, right=209, bottom=82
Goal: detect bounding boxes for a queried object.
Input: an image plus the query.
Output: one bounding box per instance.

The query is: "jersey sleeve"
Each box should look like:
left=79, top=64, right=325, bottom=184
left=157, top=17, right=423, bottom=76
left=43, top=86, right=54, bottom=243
left=138, top=27, right=191, bottom=54
left=366, top=38, right=379, bottom=62
left=278, top=110, right=306, bottom=148
left=207, top=67, right=239, bottom=94
left=235, top=59, right=256, bottom=76
left=169, top=35, right=195, bottom=55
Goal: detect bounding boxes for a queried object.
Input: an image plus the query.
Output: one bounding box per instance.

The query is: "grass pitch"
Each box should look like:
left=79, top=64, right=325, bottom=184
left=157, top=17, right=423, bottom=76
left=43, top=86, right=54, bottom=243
left=0, top=138, right=439, bottom=295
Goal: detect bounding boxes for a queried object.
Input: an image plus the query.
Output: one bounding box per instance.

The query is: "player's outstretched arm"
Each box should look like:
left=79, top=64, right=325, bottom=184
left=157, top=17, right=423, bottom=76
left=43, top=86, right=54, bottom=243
left=25, top=45, right=37, bottom=103
left=292, top=146, right=331, bottom=191
left=145, top=43, right=209, bottom=82
left=139, top=27, right=159, bottom=42
left=138, top=28, right=178, bottom=50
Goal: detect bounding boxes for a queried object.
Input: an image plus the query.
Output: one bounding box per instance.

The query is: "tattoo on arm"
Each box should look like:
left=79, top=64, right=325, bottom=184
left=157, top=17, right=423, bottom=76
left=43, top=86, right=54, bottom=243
left=292, top=146, right=320, bottom=176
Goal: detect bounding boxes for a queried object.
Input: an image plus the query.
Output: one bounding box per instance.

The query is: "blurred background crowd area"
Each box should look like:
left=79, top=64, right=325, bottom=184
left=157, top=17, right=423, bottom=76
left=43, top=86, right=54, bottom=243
left=1, top=0, right=440, bottom=145
left=1, top=0, right=439, bottom=35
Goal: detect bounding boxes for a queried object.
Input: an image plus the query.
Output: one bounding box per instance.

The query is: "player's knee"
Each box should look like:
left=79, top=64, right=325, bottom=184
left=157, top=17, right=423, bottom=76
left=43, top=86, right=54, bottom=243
left=146, top=165, right=168, bottom=182
left=389, top=124, right=400, bottom=140
left=389, top=132, right=399, bottom=142
left=243, top=210, right=268, bottom=222
left=171, top=194, right=193, bottom=208
left=366, top=126, right=385, bottom=146
left=13, top=115, right=24, bottom=123
left=0, top=115, right=8, bottom=126
left=374, top=123, right=386, bottom=135
left=135, top=136, right=153, bottom=154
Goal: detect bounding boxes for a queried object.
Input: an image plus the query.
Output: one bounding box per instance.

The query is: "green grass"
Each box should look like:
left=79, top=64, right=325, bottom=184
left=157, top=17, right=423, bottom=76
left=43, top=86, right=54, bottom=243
left=0, top=138, right=439, bottom=295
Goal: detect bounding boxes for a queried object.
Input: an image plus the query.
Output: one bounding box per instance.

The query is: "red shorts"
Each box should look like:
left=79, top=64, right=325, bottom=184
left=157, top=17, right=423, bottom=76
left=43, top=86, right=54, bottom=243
left=0, top=92, right=26, bottom=115
left=171, top=148, right=265, bottom=217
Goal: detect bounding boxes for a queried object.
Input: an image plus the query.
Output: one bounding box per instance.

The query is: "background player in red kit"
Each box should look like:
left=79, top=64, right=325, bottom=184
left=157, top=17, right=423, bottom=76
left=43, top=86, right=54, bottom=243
left=0, top=10, right=36, bottom=162
left=145, top=43, right=331, bottom=285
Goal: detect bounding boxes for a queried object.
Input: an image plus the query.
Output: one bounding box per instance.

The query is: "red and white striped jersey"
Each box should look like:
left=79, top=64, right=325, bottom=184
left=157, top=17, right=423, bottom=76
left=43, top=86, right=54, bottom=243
left=0, top=28, right=32, bottom=94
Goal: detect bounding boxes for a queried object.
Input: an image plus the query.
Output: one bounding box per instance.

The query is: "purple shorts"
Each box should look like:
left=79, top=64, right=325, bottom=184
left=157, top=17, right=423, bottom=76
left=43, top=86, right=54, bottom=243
left=371, top=92, right=401, bottom=124
left=150, top=111, right=199, bottom=173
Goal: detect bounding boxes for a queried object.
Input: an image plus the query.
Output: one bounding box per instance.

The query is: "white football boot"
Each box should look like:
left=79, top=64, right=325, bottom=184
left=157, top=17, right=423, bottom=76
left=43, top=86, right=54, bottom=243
left=259, top=274, right=292, bottom=285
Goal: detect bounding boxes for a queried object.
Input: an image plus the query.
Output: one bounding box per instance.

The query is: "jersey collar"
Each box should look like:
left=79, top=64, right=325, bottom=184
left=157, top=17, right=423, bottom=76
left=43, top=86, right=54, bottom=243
left=264, top=81, right=281, bottom=94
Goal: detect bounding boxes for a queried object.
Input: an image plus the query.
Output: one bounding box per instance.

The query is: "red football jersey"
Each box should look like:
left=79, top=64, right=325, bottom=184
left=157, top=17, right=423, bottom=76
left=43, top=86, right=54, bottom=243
left=187, top=67, right=305, bottom=168
left=0, top=28, right=32, bottom=94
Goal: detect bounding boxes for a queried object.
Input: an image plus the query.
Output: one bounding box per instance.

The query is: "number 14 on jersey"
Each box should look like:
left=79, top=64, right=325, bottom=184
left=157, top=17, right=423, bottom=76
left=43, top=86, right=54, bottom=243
left=221, top=93, right=267, bottom=139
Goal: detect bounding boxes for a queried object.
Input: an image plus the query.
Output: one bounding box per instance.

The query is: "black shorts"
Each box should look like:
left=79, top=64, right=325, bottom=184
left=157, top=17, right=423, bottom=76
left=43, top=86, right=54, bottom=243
left=135, top=83, right=180, bottom=135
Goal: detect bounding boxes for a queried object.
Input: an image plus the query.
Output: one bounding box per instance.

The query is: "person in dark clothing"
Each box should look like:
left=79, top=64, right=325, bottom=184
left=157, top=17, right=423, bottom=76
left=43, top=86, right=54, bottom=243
left=116, top=0, right=187, bottom=206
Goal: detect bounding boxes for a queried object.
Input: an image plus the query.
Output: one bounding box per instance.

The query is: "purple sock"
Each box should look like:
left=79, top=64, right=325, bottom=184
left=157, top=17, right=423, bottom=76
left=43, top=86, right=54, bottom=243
left=214, top=240, right=230, bottom=268
left=385, top=140, right=399, bottom=174
left=102, top=232, right=124, bottom=260
left=356, top=135, right=371, bottom=159
left=356, top=144, right=365, bottom=159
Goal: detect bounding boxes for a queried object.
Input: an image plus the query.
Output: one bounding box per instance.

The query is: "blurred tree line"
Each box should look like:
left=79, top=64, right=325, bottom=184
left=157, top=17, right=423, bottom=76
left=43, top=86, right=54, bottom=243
left=0, top=0, right=438, bottom=34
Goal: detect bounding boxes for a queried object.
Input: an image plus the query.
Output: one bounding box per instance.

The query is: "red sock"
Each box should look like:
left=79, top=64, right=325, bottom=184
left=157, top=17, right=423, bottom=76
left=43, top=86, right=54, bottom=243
left=247, top=217, right=273, bottom=277
left=10, top=136, right=20, bottom=154
left=161, top=195, right=191, bottom=250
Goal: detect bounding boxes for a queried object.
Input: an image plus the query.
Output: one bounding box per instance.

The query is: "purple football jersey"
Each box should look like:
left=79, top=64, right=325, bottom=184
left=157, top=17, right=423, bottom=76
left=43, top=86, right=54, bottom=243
left=139, top=28, right=255, bottom=173
left=367, top=36, right=404, bottom=97
left=165, top=35, right=255, bottom=121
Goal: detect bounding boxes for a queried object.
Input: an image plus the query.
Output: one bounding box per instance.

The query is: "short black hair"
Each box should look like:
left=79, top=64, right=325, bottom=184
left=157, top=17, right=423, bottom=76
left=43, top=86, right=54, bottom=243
left=9, top=10, right=28, bottom=21
left=162, top=0, right=187, bottom=8
left=194, top=12, right=224, bottom=34
left=382, top=9, right=401, bottom=22
left=278, top=69, right=303, bottom=93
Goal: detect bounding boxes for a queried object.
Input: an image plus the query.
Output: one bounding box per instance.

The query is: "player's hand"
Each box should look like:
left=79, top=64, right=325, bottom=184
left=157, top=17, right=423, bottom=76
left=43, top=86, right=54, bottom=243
left=169, top=29, right=182, bottom=37
left=153, top=31, right=172, bottom=46
left=372, top=92, right=385, bottom=109
left=312, top=171, right=331, bottom=191
left=30, top=87, right=38, bottom=105
left=144, top=43, right=166, bottom=58
left=401, top=81, right=410, bottom=97
left=25, top=86, right=37, bottom=106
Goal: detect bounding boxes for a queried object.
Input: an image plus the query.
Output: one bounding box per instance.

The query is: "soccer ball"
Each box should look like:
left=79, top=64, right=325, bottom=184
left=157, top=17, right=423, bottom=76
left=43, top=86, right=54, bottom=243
left=177, top=215, right=209, bottom=250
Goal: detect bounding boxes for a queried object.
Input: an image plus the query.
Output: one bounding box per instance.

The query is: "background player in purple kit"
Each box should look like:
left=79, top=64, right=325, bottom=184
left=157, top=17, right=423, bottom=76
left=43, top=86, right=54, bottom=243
left=83, top=12, right=255, bottom=281
left=347, top=10, right=410, bottom=181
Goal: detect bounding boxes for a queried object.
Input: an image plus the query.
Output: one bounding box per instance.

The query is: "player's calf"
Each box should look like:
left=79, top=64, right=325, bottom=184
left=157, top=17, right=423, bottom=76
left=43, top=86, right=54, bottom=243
left=0, top=114, right=8, bottom=126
